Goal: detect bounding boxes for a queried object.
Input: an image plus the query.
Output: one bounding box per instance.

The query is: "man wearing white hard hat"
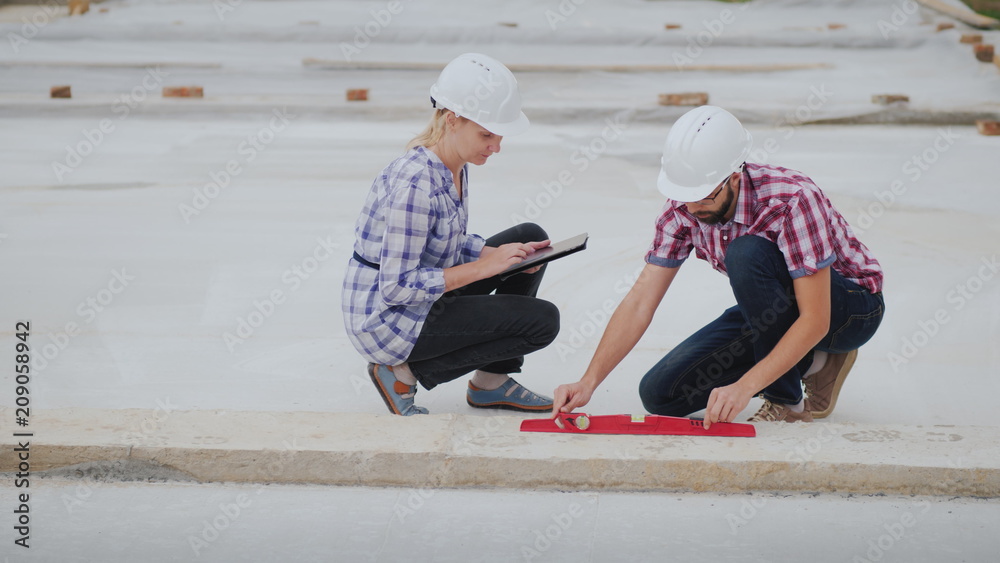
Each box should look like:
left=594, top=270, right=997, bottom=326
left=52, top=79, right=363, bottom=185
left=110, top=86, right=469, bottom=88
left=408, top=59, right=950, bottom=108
left=343, top=53, right=558, bottom=416
left=553, top=106, right=884, bottom=426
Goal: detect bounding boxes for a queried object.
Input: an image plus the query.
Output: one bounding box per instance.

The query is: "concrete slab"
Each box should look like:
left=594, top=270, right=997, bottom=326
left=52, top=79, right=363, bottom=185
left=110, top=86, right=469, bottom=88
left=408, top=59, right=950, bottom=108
left=4, top=407, right=998, bottom=497
left=2, top=2, right=1000, bottom=542
left=4, top=480, right=998, bottom=562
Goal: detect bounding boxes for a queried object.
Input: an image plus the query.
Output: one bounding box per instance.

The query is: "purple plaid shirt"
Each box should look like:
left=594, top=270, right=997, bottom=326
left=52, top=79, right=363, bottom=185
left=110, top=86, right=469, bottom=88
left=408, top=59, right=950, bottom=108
left=342, top=146, right=486, bottom=365
left=646, top=163, right=883, bottom=294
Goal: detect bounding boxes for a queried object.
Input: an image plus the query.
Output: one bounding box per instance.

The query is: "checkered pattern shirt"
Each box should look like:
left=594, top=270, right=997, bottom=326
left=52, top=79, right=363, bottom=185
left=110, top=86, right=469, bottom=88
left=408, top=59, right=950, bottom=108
left=342, top=146, right=486, bottom=365
left=646, top=163, right=883, bottom=294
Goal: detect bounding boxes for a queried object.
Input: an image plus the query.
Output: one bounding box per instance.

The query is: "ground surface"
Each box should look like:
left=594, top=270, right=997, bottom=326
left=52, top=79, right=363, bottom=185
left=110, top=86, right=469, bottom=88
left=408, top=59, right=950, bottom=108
left=4, top=480, right=1000, bottom=562
left=1, top=0, right=999, bottom=560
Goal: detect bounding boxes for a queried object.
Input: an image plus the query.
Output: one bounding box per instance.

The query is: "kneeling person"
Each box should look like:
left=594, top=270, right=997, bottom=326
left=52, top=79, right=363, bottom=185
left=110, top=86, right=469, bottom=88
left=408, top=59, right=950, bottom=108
left=552, top=106, right=884, bottom=426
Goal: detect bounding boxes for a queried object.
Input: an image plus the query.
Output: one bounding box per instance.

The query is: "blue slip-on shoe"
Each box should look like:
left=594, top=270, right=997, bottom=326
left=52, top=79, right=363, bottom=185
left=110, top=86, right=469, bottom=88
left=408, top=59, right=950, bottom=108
left=368, top=363, right=429, bottom=416
left=466, top=378, right=553, bottom=412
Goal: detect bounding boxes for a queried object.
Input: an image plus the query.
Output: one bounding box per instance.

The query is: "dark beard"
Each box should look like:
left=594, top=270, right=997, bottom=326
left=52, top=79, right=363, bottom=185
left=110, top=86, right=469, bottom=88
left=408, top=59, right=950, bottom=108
left=694, top=186, right=735, bottom=225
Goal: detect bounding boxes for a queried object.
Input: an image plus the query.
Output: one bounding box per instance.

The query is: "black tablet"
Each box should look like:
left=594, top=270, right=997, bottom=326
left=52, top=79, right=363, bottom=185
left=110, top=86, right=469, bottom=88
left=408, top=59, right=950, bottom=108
left=499, top=233, right=589, bottom=279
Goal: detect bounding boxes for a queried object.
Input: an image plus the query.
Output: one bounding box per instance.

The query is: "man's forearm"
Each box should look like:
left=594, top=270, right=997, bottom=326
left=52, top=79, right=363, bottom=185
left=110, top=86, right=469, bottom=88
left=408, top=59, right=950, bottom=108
left=737, top=314, right=827, bottom=395
left=580, top=299, right=654, bottom=390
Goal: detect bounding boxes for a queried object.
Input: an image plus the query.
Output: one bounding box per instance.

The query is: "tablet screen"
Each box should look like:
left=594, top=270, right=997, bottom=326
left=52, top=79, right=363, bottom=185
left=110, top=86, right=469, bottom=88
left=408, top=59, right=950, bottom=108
left=499, top=233, right=589, bottom=279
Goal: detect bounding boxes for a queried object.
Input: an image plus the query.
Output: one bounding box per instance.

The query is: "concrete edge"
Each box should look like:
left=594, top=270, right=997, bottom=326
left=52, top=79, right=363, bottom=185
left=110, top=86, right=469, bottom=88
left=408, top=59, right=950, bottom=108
left=0, top=100, right=997, bottom=126
left=2, top=407, right=999, bottom=497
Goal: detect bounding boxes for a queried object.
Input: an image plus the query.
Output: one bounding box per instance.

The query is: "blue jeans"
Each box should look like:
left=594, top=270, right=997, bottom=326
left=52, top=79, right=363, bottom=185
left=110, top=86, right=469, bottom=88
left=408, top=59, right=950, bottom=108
left=638, top=236, right=884, bottom=416
left=407, top=223, right=560, bottom=390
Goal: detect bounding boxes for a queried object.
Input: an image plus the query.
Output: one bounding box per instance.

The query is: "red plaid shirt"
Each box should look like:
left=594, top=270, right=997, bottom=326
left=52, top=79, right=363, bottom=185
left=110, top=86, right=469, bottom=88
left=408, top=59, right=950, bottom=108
left=646, top=163, right=883, bottom=294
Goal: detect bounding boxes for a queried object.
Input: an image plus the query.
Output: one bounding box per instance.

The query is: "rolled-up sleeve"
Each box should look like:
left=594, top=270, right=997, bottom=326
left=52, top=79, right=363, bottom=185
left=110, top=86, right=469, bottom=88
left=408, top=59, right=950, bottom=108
left=645, top=204, right=691, bottom=268
left=777, top=189, right=836, bottom=279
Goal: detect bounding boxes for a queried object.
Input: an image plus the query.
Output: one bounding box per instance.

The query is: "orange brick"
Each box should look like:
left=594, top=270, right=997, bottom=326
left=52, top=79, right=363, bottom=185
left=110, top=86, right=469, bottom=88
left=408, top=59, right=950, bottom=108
left=974, top=44, right=994, bottom=62
left=346, top=89, right=369, bottom=101
left=50, top=85, right=71, bottom=99
left=936, top=22, right=954, bottom=31
left=498, top=22, right=518, bottom=28
left=960, top=33, right=983, bottom=44
left=68, top=0, right=89, bottom=16
left=827, top=23, right=846, bottom=30
left=871, top=94, right=909, bottom=105
left=664, top=24, right=682, bottom=30
left=659, top=92, right=709, bottom=106
left=163, top=86, right=204, bottom=98
left=976, top=120, right=1000, bottom=136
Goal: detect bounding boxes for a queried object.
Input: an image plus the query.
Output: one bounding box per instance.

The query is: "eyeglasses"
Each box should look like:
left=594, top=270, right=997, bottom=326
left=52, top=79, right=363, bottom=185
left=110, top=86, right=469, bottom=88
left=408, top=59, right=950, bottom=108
left=698, top=176, right=730, bottom=204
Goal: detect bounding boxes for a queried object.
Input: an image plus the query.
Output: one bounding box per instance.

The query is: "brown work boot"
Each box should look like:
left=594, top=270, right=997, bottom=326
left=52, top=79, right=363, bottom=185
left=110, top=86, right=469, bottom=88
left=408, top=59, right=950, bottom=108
left=803, top=349, right=858, bottom=419
left=747, top=399, right=814, bottom=423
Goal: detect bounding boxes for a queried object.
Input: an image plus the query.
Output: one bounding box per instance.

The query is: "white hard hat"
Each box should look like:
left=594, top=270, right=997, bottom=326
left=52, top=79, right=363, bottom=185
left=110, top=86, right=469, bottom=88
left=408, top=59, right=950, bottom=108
left=657, top=105, right=753, bottom=202
left=429, top=53, right=529, bottom=137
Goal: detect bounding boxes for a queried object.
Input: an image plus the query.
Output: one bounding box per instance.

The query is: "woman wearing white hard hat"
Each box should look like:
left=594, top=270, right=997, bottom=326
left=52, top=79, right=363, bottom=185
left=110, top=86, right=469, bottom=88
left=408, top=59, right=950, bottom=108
left=343, top=53, right=558, bottom=416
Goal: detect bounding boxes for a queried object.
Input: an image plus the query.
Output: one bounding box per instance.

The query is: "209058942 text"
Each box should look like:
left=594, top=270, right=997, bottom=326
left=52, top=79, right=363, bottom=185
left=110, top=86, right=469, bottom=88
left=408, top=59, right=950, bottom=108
left=13, top=320, right=32, bottom=549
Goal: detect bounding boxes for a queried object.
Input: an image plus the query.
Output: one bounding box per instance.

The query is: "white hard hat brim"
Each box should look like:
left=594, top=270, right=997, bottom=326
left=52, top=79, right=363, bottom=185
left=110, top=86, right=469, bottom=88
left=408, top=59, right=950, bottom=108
left=656, top=168, right=723, bottom=203
left=476, top=111, right=530, bottom=137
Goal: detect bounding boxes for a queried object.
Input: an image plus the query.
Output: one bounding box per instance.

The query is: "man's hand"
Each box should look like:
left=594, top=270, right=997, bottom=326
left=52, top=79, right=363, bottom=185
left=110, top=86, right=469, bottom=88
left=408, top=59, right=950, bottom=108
left=704, top=381, right=754, bottom=429
left=551, top=381, right=594, bottom=418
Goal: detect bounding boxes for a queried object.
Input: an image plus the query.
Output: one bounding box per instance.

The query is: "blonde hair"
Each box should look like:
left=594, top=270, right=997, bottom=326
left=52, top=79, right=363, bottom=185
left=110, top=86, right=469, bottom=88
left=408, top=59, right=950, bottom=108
left=406, top=109, right=451, bottom=150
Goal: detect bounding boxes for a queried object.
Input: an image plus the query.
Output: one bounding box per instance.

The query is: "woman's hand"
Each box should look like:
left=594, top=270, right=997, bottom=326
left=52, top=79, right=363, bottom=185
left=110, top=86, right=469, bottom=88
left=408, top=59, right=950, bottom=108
left=477, top=240, right=550, bottom=278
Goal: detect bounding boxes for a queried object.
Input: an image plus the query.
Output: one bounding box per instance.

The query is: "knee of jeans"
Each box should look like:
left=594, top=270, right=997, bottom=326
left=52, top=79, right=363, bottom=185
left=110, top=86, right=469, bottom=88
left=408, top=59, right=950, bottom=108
left=532, top=300, right=560, bottom=345
left=517, top=222, right=548, bottom=242
left=725, top=236, right=785, bottom=280
left=638, top=371, right=667, bottom=413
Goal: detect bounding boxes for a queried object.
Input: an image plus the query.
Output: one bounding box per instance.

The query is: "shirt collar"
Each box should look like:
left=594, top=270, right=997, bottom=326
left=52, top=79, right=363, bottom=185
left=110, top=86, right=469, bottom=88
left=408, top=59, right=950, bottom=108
left=416, top=146, right=467, bottom=200
left=731, top=166, right=755, bottom=227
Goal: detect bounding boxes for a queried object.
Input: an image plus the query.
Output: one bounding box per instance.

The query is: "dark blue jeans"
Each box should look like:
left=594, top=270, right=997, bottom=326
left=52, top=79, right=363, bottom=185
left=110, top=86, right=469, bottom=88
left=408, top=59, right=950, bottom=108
left=639, top=235, right=884, bottom=416
left=407, top=223, right=560, bottom=390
